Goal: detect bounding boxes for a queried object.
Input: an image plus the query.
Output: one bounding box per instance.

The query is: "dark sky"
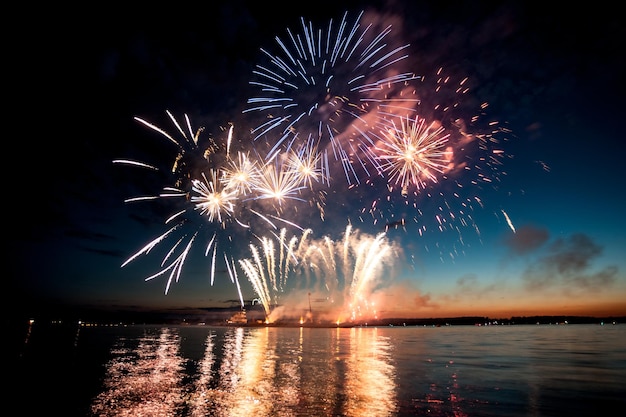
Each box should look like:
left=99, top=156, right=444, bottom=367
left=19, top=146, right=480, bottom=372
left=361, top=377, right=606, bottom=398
left=10, top=1, right=626, bottom=321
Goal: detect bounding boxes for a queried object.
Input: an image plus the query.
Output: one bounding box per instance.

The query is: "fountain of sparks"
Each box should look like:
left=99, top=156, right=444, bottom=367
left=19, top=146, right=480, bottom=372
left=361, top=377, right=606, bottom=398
left=238, top=228, right=313, bottom=322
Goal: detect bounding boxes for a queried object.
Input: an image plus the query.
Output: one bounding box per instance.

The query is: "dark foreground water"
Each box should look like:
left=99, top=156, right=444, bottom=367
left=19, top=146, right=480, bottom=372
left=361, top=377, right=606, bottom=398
left=9, top=321, right=626, bottom=416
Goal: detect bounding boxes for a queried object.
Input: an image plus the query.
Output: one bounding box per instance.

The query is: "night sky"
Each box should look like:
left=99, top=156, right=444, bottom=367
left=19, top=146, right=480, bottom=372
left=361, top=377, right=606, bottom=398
left=11, top=1, right=626, bottom=322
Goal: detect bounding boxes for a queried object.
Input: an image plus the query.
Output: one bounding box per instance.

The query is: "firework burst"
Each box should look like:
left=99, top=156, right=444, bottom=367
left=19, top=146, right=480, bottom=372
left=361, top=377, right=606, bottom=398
left=191, top=170, right=238, bottom=223
left=220, top=151, right=262, bottom=195
left=358, top=67, right=512, bottom=261
left=251, top=157, right=308, bottom=206
left=115, top=112, right=316, bottom=294
left=244, top=10, right=420, bottom=185
left=375, top=114, right=453, bottom=196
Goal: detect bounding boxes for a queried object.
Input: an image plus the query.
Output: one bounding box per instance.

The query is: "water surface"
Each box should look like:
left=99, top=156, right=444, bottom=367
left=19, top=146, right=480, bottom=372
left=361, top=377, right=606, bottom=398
left=11, top=322, right=625, bottom=416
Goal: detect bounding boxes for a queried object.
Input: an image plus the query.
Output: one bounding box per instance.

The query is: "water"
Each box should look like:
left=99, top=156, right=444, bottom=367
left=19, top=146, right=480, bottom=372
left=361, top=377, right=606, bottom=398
left=10, top=321, right=626, bottom=416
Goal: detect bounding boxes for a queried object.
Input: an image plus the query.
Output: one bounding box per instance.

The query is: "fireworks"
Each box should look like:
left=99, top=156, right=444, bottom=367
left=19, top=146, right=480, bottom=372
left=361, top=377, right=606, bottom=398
left=238, top=228, right=309, bottom=319
left=375, top=114, right=453, bottom=196
left=191, top=170, right=238, bottom=223
left=251, top=157, right=308, bottom=205
left=115, top=10, right=514, bottom=318
left=244, top=10, right=420, bottom=185
left=284, top=139, right=328, bottom=187
left=298, top=224, right=399, bottom=323
left=236, top=224, right=398, bottom=323
left=220, top=151, right=261, bottom=195
left=117, top=112, right=321, bottom=293
left=355, top=67, right=511, bottom=263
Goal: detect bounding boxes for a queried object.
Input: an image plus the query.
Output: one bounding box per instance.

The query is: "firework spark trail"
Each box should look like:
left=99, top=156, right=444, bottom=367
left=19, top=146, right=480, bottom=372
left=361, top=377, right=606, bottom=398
left=263, top=236, right=277, bottom=290
left=271, top=228, right=304, bottom=291
left=112, top=159, right=159, bottom=171
left=273, top=228, right=302, bottom=290
left=343, top=223, right=353, bottom=279
left=278, top=228, right=287, bottom=290
left=285, top=235, right=300, bottom=288
left=341, top=228, right=395, bottom=321
left=300, top=243, right=332, bottom=294
left=121, top=224, right=182, bottom=269
left=238, top=228, right=308, bottom=321
left=224, top=253, right=245, bottom=309
left=146, top=231, right=198, bottom=295
left=120, top=222, right=200, bottom=294
left=239, top=258, right=270, bottom=317
left=501, top=209, right=516, bottom=233
left=347, top=232, right=391, bottom=320
left=119, top=112, right=229, bottom=292
left=324, top=236, right=337, bottom=285
left=276, top=224, right=398, bottom=323
left=244, top=10, right=420, bottom=185
left=241, top=228, right=317, bottom=320
left=241, top=244, right=273, bottom=318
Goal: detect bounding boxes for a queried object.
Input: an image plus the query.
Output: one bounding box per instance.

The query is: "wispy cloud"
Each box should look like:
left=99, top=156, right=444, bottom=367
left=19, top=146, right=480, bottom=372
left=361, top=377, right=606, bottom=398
left=521, top=233, right=618, bottom=292
left=504, top=224, right=549, bottom=255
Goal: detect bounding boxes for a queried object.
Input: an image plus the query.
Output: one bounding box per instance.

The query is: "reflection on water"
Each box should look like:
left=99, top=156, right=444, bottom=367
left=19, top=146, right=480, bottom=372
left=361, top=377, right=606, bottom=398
left=90, top=327, right=186, bottom=416
left=12, top=323, right=626, bottom=416
left=89, top=326, right=397, bottom=416
left=344, top=327, right=397, bottom=416
left=187, top=329, right=217, bottom=416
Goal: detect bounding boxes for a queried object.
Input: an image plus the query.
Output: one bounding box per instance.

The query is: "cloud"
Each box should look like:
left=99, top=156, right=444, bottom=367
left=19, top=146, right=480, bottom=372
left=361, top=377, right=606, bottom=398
left=548, top=234, right=602, bottom=273
left=521, top=233, right=618, bottom=292
left=448, top=273, right=500, bottom=300
left=504, top=224, right=549, bottom=255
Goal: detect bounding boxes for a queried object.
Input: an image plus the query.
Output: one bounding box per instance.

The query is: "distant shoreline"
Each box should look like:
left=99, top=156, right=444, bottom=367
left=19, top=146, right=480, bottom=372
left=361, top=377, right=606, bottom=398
left=12, top=301, right=626, bottom=328
left=10, top=314, right=624, bottom=329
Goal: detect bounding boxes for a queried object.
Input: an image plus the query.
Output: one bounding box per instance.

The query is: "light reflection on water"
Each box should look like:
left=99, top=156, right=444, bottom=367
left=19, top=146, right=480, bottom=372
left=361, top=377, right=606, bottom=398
left=90, top=327, right=186, bottom=416
left=12, top=323, right=626, bottom=416
left=90, top=326, right=398, bottom=416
